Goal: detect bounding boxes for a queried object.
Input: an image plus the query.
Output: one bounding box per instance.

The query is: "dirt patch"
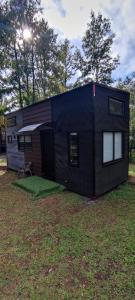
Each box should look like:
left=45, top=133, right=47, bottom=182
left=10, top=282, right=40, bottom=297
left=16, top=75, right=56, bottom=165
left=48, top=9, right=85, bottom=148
left=0, top=166, right=7, bottom=170
left=94, top=271, right=109, bottom=281
left=128, top=175, right=135, bottom=184
left=95, top=258, right=123, bottom=281
left=36, top=196, right=60, bottom=207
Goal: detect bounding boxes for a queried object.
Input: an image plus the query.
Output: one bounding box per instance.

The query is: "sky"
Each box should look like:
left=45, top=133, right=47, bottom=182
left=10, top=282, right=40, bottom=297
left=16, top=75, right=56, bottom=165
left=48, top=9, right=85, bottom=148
left=41, top=0, right=135, bottom=80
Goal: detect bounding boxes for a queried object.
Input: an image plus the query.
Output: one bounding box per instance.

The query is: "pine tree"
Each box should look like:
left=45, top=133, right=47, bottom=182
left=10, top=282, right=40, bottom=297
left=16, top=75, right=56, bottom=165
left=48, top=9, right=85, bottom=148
left=52, top=39, right=75, bottom=93
left=35, top=19, right=58, bottom=98
left=75, top=11, right=119, bottom=84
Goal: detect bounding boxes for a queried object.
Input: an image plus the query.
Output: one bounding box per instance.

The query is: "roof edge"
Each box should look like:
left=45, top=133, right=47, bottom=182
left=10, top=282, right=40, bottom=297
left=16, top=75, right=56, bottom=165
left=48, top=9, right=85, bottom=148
left=5, top=81, right=129, bottom=117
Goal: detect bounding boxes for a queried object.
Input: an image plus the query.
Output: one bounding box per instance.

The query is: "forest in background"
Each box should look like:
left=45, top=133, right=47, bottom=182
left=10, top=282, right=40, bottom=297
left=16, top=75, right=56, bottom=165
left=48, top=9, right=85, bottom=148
left=0, top=0, right=135, bottom=155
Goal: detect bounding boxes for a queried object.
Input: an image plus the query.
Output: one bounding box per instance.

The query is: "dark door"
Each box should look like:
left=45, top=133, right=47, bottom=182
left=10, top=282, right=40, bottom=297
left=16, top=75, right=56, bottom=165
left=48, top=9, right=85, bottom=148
left=41, top=130, right=55, bottom=180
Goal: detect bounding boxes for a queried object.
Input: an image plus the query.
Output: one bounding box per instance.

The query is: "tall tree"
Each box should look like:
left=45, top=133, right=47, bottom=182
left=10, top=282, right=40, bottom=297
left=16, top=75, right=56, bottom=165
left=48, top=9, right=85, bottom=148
left=0, top=0, right=42, bottom=107
left=35, top=19, right=58, bottom=98
left=117, top=74, right=135, bottom=159
left=51, top=38, right=75, bottom=93
left=75, top=11, right=119, bottom=84
left=0, top=0, right=62, bottom=107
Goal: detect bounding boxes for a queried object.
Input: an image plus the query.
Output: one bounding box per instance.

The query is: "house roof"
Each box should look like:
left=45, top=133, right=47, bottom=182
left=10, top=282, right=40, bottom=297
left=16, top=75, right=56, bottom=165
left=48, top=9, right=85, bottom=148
left=5, top=82, right=130, bottom=117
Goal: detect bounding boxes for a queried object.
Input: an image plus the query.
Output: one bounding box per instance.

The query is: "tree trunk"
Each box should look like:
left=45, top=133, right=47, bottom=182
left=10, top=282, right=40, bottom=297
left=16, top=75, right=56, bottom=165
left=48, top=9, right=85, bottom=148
left=95, top=66, right=99, bottom=82
left=14, top=42, right=23, bottom=108
left=31, top=41, right=35, bottom=103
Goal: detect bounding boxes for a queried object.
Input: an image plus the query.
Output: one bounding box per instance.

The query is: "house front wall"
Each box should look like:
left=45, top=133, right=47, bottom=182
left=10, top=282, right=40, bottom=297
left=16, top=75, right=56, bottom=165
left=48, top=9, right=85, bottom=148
left=52, top=84, right=94, bottom=196
left=23, top=100, right=52, bottom=176
left=94, top=85, right=129, bottom=196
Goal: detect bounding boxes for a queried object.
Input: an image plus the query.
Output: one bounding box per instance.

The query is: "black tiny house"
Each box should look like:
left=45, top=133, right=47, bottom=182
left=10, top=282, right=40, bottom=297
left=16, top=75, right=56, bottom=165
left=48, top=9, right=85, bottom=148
left=6, top=82, right=129, bottom=197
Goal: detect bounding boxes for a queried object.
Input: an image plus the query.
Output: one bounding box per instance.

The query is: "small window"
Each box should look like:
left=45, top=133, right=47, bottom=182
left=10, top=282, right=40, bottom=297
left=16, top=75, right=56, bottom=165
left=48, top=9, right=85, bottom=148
left=18, top=135, right=32, bottom=151
left=25, top=135, right=32, bottom=143
left=109, top=98, right=124, bottom=116
left=68, top=132, right=79, bottom=167
left=103, top=132, right=123, bottom=164
left=7, top=116, right=16, bottom=127
left=7, top=136, right=12, bottom=144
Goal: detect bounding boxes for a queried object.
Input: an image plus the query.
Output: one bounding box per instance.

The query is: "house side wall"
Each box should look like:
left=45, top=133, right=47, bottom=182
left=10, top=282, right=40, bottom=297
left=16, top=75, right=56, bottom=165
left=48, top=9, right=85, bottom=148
left=94, top=85, right=129, bottom=196
left=23, top=100, right=52, bottom=125
left=0, top=127, right=6, bottom=153
left=23, top=100, right=52, bottom=176
left=6, top=111, right=25, bottom=170
left=52, top=84, right=94, bottom=196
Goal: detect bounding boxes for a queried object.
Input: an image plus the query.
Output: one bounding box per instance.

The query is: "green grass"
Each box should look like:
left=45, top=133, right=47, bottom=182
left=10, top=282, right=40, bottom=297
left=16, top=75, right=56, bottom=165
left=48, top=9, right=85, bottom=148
left=0, top=171, right=135, bottom=299
left=0, top=155, right=7, bottom=166
left=129, top=151, right=135, bottom=164
left=13, top=176, right=65, bottom=199
left=129, top=163, right=135, bottom=176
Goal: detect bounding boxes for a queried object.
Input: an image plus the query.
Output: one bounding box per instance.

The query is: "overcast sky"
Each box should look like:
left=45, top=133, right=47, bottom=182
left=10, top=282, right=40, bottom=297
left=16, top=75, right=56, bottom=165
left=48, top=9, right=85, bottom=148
left=41, top=0, right=135, bottom=80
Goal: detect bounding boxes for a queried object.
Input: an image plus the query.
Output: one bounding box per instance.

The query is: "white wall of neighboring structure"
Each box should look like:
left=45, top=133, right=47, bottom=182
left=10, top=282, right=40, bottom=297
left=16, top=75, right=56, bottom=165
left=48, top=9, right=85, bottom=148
left=6, top=111, right=25, bottom=171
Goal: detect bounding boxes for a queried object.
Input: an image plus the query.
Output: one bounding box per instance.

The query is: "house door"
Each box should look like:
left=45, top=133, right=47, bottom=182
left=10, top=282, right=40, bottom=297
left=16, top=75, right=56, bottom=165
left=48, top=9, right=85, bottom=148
left=41, top=130, right=55, bottom=180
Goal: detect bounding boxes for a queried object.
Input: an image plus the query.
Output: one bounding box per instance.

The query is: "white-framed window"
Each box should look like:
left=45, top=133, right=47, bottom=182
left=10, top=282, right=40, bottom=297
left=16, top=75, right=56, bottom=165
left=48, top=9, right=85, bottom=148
left=103, top=132, right=113, bottom=163
left=103, top=132, right=123, bottom=164
left=114, top=132, right=122, bottom=160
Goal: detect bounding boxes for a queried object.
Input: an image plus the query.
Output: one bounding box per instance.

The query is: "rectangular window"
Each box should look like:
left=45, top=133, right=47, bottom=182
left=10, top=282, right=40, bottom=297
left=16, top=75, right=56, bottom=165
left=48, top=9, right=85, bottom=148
left=109, top=98, right=124, bottom=116
left=68, top=132, right=79, bottom=167
left=18, top=135, right=32, bottom=151
left=7, top=116, right=16, bottom=127
left=114, top=132, right=122, bottom=160
left=103, top=133, right=113, bottom=163
left=7, top=136, right=12, bottom=144
left=103, top=132, right=123, bottom=164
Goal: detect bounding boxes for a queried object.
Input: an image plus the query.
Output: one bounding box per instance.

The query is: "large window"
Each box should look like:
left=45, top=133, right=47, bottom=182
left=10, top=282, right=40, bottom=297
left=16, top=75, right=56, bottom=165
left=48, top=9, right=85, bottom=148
left=103, top=132, right=123, bottom=164
left=7, top=116, right=16, bottom=127
left=103, top=132, right=113, bottom=163
left=109, top=98, right=124, bottom=116
left=114, top=132, right=122, bottom=160
left=68, top=132, right=79, bottom=167
left=18, top=135, right=32, bottom=151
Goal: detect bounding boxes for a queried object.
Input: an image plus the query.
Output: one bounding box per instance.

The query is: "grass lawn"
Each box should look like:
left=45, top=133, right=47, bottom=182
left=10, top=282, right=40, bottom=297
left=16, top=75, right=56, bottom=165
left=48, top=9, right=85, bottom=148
left=129, top=163, right=135, bottom=176
left=0, top=155, right=7, bottom=167
left=0, top=171, right=135, bottom=300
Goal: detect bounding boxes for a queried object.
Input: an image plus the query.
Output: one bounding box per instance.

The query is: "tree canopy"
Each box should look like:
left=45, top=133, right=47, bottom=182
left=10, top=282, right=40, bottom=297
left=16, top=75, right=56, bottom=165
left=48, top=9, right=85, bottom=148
left=117, top=73, right=135, bottom=158
left=0, top=3, right=120, bottom=111
left=74, top=11, right=119, bottom=84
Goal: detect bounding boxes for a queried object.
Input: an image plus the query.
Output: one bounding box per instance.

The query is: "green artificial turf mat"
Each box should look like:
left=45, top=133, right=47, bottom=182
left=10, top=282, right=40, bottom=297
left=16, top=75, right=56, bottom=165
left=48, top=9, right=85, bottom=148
left=13, top=176, right=65, bottom=199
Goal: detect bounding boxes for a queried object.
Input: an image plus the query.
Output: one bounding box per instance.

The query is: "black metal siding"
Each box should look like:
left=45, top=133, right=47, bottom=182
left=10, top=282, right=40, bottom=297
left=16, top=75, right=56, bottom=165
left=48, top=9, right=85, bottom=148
left=52, top=84, right=94, bottom=196
left=94, top=84, right=129, bottom=196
